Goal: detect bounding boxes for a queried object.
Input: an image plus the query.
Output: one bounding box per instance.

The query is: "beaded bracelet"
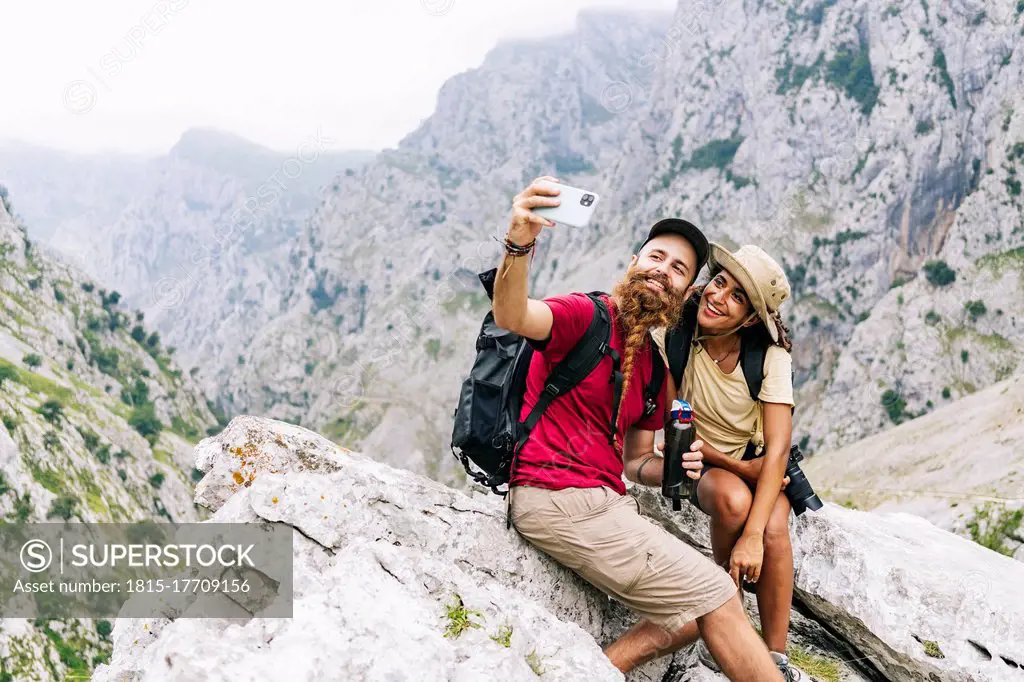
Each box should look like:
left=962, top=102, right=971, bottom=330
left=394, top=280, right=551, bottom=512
left=494, top=234, right=536, bottom=256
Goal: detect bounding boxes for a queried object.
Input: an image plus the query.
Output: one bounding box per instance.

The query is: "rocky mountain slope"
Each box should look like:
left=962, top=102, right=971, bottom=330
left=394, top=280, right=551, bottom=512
left=5, top=2, right=1023, bottom=490
left=214, top=1, right=1024, bottom=486
left=95, top=416, right=1024, bottom=682
left=805, top=372, right=1024, bottom=561
left=0, top=192, right=220, bottom=679
left=217, top=10, right=679, bottom=482
left=0, top=131, right=374, bottom=404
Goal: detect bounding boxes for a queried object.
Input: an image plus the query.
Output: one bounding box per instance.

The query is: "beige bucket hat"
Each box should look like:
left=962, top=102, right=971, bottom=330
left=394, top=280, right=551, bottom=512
left=708, top=243, right=791, bottom=342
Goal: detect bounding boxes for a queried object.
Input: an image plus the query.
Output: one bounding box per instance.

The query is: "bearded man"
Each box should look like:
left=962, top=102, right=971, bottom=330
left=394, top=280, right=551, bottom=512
left=492, top=176, right=782, bottom=680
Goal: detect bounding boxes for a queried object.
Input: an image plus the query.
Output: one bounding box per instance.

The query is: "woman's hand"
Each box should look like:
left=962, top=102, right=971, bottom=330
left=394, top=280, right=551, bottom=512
left=735, top=457, right=791, bottom=489
left=729, top=532, right=765, bottom=586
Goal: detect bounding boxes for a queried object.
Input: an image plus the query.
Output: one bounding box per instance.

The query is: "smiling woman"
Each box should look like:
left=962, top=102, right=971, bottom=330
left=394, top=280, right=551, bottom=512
left=655, top=242, right=804, bottom=679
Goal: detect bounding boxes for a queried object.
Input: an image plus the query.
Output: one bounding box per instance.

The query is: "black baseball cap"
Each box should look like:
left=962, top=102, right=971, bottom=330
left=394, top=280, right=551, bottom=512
left=639, top=218, right=709, bottom=271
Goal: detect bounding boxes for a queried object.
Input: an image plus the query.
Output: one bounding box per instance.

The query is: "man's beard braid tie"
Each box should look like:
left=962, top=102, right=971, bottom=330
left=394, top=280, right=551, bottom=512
left=608, top=269, right=688, bottom=453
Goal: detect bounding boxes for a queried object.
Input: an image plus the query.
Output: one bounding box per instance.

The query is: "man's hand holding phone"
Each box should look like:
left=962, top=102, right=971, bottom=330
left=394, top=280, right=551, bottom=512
left=508, top=175, right=561, bottom=246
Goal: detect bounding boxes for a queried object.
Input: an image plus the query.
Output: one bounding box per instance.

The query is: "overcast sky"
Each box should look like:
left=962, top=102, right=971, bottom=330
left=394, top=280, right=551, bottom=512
left=0, top=0, right=675, bottom=156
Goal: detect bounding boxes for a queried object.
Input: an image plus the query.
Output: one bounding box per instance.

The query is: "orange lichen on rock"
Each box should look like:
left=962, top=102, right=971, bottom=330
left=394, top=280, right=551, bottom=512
left=272, top=496, right=279, bottom=504
left=226, top=441, right=274, bottom=487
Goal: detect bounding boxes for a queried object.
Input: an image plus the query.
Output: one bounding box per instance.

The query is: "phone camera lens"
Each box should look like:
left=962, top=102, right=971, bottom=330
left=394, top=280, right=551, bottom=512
left=581, top=193, right=594, bottom=206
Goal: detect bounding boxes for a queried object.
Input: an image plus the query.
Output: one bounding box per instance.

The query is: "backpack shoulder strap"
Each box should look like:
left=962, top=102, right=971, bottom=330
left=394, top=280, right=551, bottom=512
left=739, top=338, right=797, bottom=414
left=739, top=333, right=767, bottom=402
left=517, top=293, right=617, bottom=447
left=665, top=304, right=698, bottom=388
left=642, top=343, right=665, bottom=419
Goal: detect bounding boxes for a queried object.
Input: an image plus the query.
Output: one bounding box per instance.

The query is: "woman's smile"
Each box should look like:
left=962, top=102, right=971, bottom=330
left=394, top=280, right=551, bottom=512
left=704, top=300, right=726, bottom=318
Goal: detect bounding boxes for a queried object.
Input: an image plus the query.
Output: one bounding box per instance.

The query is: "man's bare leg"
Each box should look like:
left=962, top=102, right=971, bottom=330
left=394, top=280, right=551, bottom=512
left=602, top=594, right=780, bottom=679
left=697, top=593, right=782, bottom=681
left=603, top=619, right=700, bottom=673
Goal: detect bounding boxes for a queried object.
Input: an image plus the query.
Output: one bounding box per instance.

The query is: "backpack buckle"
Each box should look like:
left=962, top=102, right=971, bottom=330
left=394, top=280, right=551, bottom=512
left=643, top=398, right=657, bottom=418
left=543, top=383, right=560, bottom=396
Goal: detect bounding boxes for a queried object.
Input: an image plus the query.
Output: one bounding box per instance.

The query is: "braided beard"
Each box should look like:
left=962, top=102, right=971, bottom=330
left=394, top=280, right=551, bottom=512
left=607, top=268, right=688, bottom=450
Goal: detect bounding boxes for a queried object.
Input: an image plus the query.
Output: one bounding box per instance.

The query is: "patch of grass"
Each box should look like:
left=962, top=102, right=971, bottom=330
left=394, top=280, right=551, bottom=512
left=1006, top=177, right=1022, bottom=197
left=964, top=300, right=986, bottom=321
left=683, top=136, right=745, bottom=172
left=13, top=492, right=33, bottom=521
left=490, top=623, right=513, bottom=648
left=96, top=620, right=113, bottom=639
left=923, top=260, right=956, bottom=287
left=120, top=377, right=149, bottom=407
left=46, top=495, right=78, bottom=521
left=43, top=430, right=62, bottom=452
left=526, top=649, right=546, bottom=676
left=152, top=448, right=174, bottom=467
left=922, top=639, right=945, bottom=659
left=37, top=399, right=65, bottom=425
left=425, top=338, right=441, bottom=360
left=933, top=49, right=956, bottom=109
left=775, top=55, right=822, bottom=94
left=40, top=622, right=91, bottom=678
left=170, top=416, right=200, bottom=442
left=786, top=644, right=841, bottom=682
left=977, top=246, right=1024, bottom=277
left=965, top=503, right=1023, bottom=556
left=128, top=402, right=162, bottom=443
left=881, top=389, right=908, bottom=424
left=26, top=457, right=63, bottom=494
left=442, top=593, right=484, bottom=639
left=825, top=40, right=879, bottom=115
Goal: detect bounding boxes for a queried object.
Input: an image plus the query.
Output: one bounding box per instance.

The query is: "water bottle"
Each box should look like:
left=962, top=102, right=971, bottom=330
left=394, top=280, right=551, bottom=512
left=662, top=399, right=696, bottom=511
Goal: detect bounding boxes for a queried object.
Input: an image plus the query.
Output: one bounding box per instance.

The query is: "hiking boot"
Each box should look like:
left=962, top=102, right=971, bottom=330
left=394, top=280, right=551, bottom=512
left=694, top=639, right=721, bottom=672
left=771, top=651, right=806, bottom=681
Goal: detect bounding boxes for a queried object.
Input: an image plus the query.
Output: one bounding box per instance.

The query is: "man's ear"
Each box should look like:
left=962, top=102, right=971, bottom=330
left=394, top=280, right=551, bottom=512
left=629, top=254, right=638, bottom=267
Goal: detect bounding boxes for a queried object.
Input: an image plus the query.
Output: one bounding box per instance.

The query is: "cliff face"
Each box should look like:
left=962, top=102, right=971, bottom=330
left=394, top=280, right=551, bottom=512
left=0, top=131, right=374, bottom=408
left=0, top=194, right=219, bottom=678
left=210, top=10, right=676, bottom=483
left=94, top=416, right=1024, bottom=682
left=217, top=2, right=1024, bottom=486
left=4, top=3, right=1022, bottom=490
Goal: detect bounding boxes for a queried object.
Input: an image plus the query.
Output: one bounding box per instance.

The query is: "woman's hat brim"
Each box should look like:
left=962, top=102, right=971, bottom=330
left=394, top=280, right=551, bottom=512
left=708, top=243, right=779, bottom=342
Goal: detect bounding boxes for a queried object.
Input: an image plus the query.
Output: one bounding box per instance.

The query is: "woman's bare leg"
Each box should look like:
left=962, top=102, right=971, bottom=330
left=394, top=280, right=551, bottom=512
left=697, top=468, right=753, bottom=568
left=755, top=494, right=794, bottom=654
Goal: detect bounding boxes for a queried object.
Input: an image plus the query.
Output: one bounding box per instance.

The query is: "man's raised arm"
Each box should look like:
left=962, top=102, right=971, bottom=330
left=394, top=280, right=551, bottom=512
left=492, top=176, right=561, bottom=341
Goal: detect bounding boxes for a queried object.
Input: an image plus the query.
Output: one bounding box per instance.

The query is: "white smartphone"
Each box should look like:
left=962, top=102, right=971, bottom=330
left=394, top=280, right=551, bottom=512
left=532, top=181, right=601, bottom=227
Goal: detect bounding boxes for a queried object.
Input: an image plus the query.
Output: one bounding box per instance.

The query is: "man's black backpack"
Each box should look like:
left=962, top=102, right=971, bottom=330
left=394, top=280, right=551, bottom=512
left=451, top=268, right=664, bottom=499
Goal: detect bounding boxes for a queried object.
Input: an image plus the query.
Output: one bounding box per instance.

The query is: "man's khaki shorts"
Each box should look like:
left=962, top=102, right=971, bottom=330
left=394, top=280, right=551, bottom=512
left=509, top=484, right=736, bottom=633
